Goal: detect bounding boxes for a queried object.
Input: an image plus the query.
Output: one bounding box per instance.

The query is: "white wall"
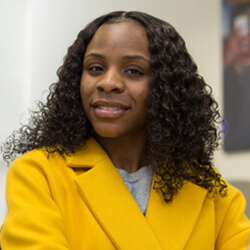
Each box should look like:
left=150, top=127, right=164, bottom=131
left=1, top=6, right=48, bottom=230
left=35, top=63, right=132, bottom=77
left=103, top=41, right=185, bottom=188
left=0, top=0, right=27, bottom=225
left=1, top=0, right=250, bottom=225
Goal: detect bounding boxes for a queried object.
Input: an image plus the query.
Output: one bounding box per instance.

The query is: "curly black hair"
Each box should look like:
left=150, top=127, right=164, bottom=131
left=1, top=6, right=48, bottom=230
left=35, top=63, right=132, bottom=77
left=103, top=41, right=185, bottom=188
left=1, top=11, right=227, bottom=202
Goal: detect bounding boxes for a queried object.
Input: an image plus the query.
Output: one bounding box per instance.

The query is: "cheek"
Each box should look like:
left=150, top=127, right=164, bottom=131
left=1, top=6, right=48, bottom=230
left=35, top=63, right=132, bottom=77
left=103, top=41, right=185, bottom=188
left=130, top=79, right=150, bottom=99
left=80, top=74, right=91, bottom=99
left=139, top=87, right=150, bottom=115
left=80, top=81, right=89, bottom=112
left=137, top=86, right=150, bottom=106
left=80, top=83, right=85, bottom=104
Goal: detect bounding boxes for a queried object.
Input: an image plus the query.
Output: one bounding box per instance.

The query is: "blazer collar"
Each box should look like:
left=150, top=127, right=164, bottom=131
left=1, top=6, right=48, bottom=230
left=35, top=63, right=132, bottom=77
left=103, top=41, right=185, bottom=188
left=65, top=137, right=109, bottom=168
left=66, top=138, right=208, bottom=249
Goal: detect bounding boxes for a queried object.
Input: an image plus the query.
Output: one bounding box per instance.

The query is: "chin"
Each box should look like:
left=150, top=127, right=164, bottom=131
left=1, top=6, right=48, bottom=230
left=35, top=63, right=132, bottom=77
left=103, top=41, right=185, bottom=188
left=91, top=123, right=124, bottom=139
left=93, top=128, right=120, bottom=139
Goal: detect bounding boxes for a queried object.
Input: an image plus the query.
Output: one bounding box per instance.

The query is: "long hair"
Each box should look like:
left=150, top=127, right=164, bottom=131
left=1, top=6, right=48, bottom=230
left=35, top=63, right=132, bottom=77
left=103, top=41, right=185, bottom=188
left=1, top=11, right=227, bottom=202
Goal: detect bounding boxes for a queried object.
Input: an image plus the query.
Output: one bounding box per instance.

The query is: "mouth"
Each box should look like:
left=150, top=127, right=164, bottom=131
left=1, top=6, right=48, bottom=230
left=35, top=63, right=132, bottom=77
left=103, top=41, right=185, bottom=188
left=94, top=106, right=129, bottom=111
left=91, top=100, right=130, bottom=118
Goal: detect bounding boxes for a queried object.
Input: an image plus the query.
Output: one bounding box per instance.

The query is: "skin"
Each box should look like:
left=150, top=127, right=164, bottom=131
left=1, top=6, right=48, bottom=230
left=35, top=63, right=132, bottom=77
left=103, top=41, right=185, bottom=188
left=80, top=21, right=152, bottom=172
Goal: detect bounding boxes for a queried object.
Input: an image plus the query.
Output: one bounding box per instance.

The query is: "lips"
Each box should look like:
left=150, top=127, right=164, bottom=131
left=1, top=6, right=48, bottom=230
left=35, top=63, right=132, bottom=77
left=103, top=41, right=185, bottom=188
left=91, top=100, right=130, bottom=118
left=95, top=106, right=124, bottom=111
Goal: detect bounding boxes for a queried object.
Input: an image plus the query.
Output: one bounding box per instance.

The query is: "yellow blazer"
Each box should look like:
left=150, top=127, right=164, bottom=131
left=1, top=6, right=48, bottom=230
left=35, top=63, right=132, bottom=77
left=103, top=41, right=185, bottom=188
left=1, top=138, right=250, bottom=249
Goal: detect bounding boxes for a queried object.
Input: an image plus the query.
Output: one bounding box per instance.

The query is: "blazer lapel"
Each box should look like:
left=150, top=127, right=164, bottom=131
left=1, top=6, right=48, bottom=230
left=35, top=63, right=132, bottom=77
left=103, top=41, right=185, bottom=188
left=67, top=138, right=162, bottom=249
left=146, top=178, right=208, bottom=250
left=66, top=138, right=208, bottom=249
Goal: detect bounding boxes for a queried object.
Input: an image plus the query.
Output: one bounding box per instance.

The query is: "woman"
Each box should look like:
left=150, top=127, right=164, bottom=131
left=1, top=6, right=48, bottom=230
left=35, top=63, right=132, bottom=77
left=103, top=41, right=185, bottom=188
left=0, top=11, right=249, bottom=249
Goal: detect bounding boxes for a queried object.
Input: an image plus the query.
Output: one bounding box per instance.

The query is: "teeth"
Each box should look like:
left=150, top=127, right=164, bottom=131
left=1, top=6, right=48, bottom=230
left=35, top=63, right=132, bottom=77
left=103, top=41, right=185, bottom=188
left=98, top=106, right=122, bottom=111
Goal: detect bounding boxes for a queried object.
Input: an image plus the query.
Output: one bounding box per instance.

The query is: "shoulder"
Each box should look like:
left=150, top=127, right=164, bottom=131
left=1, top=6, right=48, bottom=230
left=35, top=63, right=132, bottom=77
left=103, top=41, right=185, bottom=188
left=212, top=178, right=250, bottom=248
left=200, top=167, right=248, bottom=221
left=184, top=173, right=250, bottom=248
left=214, top=179, right=249, bottom=221
left=10, top=148, right=65, bottom=170
left=7, top=148, right=68, bottom=186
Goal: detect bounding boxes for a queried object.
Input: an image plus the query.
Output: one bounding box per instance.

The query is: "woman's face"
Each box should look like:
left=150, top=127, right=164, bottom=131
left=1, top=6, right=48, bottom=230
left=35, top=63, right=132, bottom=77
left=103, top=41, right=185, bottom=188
left=80, top=21, right=151, bottom=139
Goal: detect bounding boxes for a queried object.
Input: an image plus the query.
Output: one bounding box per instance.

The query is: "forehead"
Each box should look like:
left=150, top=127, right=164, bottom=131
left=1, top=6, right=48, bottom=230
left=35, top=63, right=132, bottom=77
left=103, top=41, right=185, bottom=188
left=85, top=21, right=150, bottom=57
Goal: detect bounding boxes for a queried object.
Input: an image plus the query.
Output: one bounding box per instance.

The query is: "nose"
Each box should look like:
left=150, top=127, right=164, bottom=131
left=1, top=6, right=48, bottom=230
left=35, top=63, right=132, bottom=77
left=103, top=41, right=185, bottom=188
left=96, top=68, right=124, bottom=93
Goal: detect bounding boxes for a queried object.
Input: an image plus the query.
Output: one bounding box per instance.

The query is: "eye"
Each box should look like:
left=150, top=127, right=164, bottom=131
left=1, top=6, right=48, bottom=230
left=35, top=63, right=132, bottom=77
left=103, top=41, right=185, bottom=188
left=86, top=64, right=104, bottom=76
left=88, top=66, right=103, bottom=72
left=126, top=68, right=144, bottom=75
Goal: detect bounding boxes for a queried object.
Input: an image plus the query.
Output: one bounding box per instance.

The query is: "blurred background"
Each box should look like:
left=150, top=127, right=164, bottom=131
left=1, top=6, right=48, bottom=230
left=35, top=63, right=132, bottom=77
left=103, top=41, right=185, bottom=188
left=1, top=0, right=250, bottom=225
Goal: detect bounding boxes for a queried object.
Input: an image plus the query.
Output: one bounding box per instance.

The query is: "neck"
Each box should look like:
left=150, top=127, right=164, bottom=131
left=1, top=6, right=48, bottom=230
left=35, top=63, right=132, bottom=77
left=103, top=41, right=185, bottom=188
left=94, top=133, right=149, bottom=173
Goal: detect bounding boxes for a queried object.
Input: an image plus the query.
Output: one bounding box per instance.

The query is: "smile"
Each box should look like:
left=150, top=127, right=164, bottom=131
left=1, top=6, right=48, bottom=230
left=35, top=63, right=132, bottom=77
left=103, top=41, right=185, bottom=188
left=90, top=100, right=130, bottom=118
left=96, top=106, right=126, bottom=111
left=91, top=102, right=130, bottom=118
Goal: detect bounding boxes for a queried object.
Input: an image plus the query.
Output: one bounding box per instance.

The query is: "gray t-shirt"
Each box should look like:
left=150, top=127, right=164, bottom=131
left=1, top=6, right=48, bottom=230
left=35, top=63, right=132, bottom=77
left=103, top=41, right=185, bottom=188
left=116, top=166, right=154, bottom=214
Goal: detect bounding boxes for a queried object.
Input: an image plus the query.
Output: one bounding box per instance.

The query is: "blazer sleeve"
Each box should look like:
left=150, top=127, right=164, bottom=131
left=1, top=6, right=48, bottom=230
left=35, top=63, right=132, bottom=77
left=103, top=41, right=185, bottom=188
left=0, top=154, right=71, bottom=250
left=215, top=182, right=250, bottom=250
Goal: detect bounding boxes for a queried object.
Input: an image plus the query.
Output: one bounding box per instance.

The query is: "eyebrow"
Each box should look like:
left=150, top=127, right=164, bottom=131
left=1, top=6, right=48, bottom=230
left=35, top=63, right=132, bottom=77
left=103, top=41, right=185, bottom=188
left=122, top=55, right=150, bottom=63
left=84, top=53, right=105, bottom=60
left=84, top=53, right=150, bottom=63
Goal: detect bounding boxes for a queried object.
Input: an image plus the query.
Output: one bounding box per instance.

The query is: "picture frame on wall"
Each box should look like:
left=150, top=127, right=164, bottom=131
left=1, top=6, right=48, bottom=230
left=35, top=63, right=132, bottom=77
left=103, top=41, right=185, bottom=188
left=222, top=0, right=250, bottom=151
